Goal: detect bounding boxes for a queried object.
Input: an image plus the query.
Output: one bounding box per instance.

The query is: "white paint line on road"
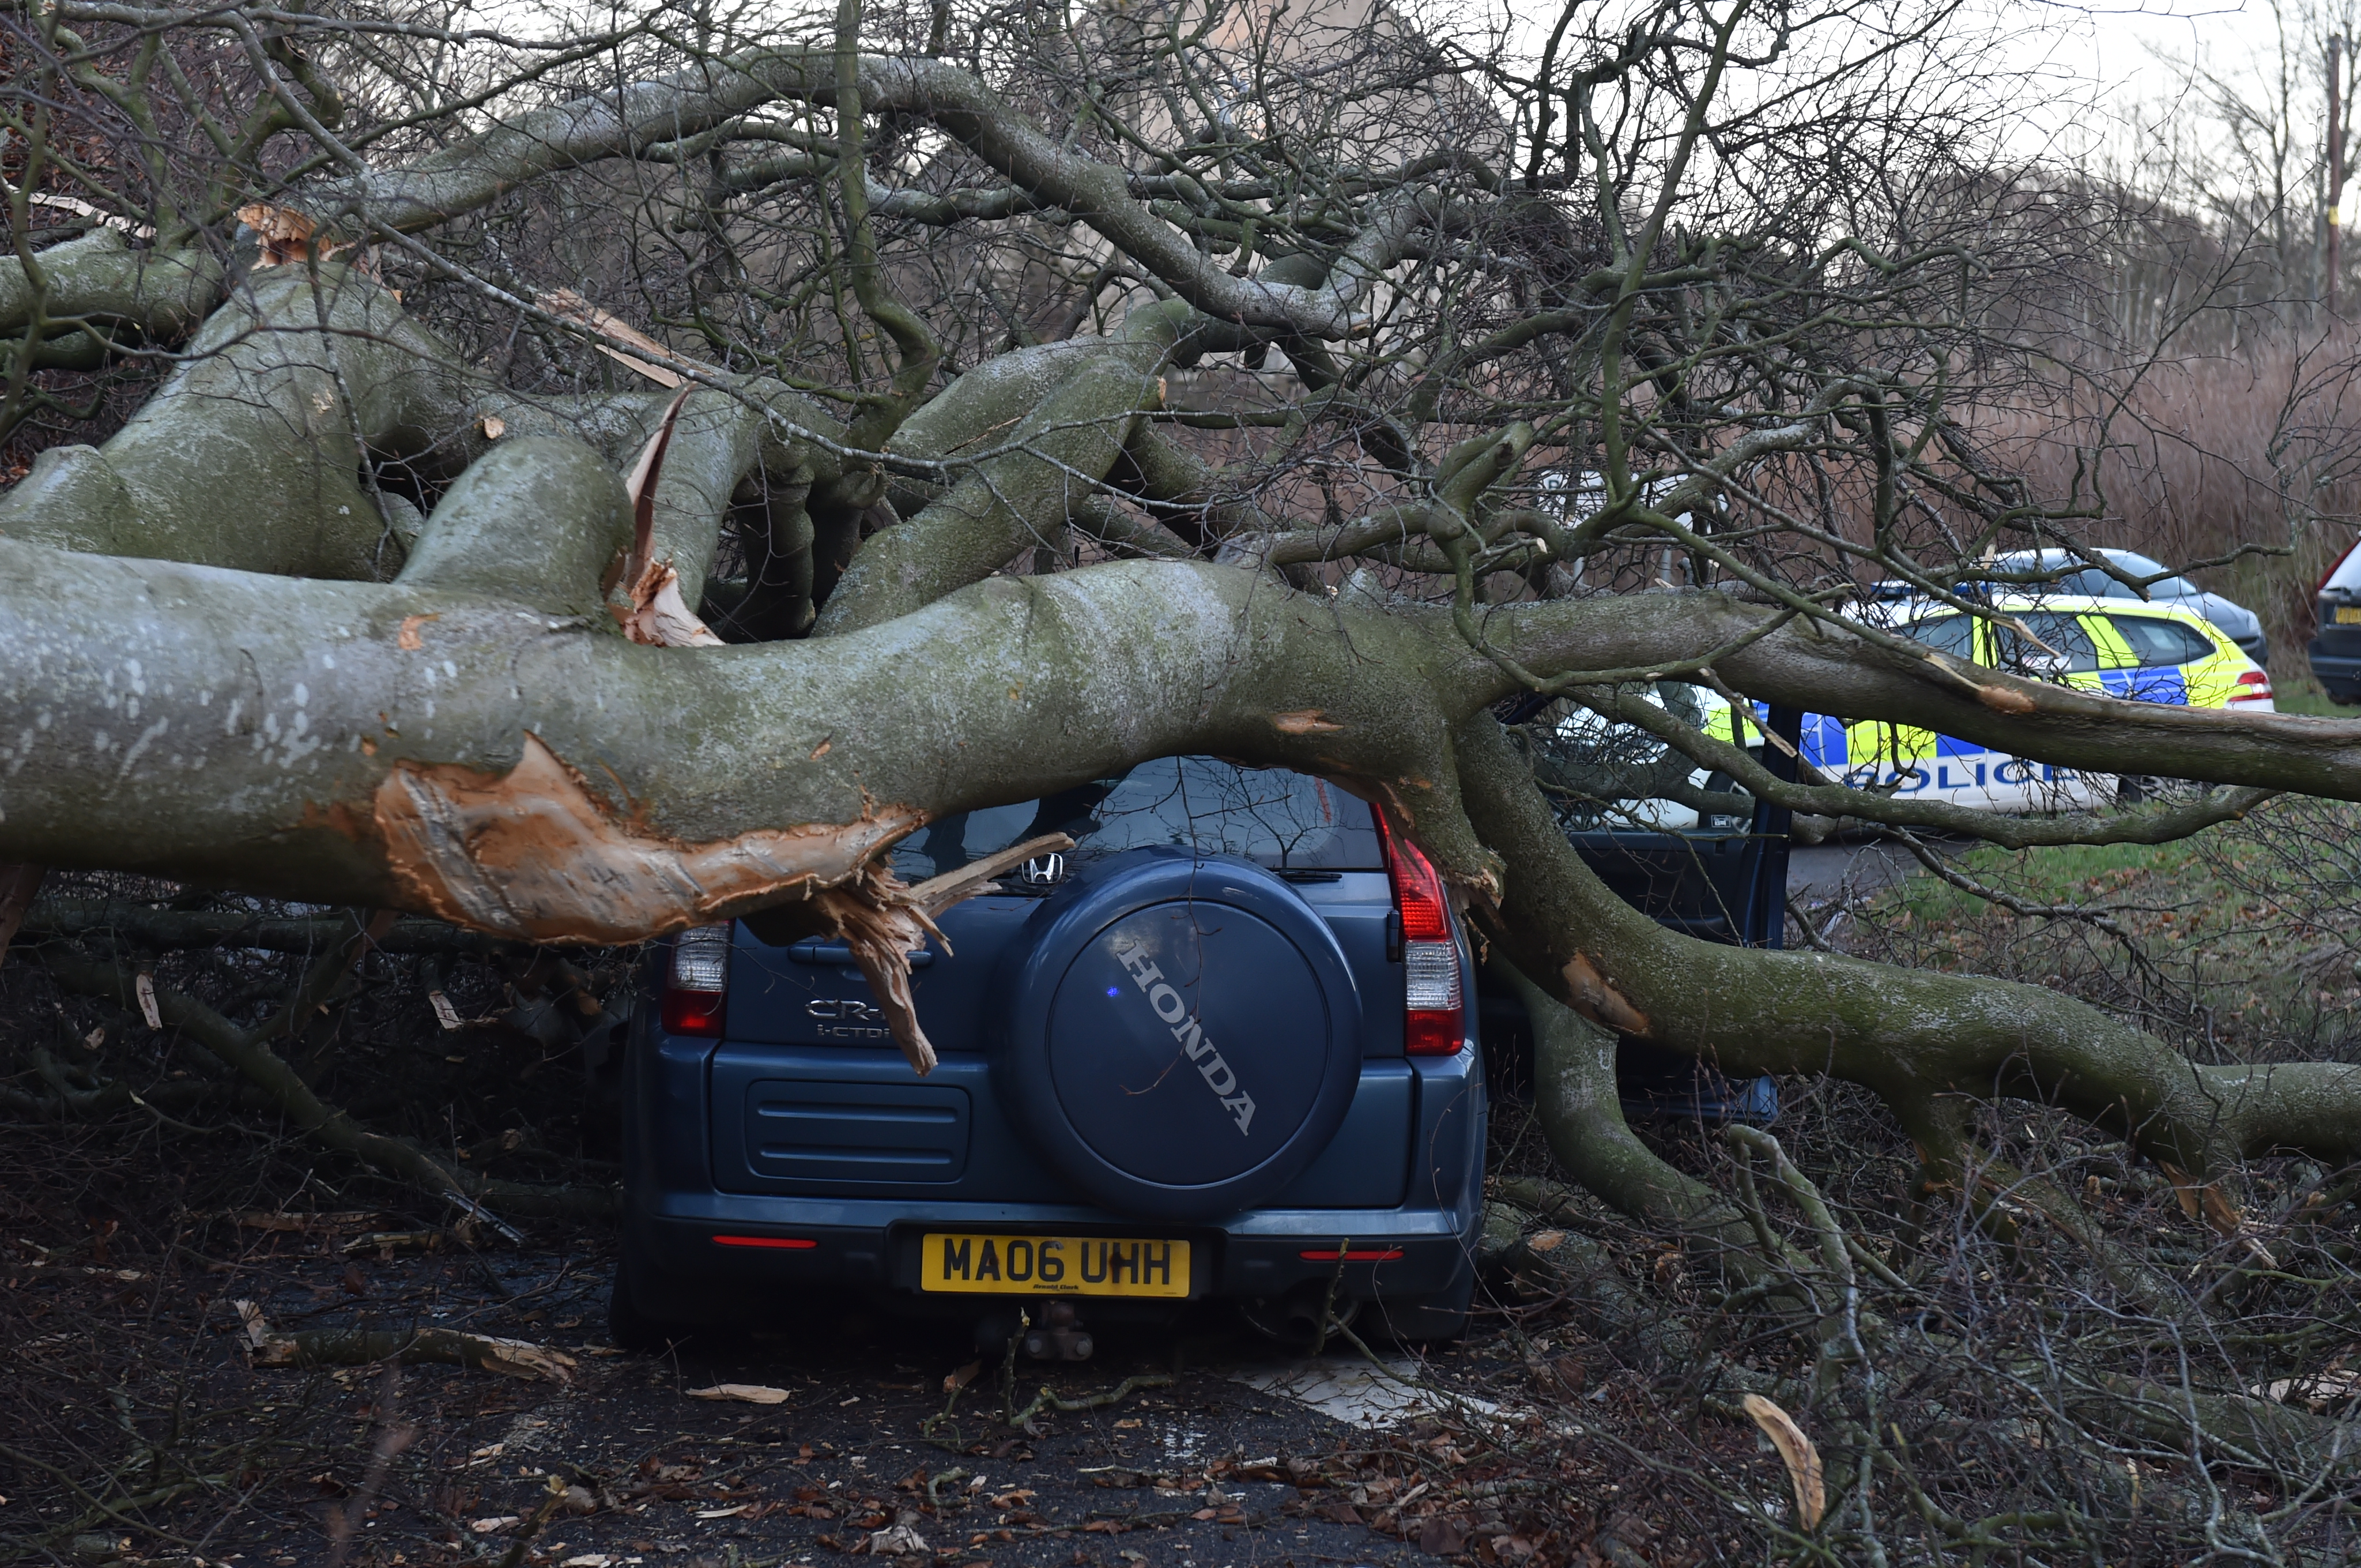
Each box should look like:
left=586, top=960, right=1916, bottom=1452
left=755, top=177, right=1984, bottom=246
left=1225, top=1356, right=1500, bottom=1428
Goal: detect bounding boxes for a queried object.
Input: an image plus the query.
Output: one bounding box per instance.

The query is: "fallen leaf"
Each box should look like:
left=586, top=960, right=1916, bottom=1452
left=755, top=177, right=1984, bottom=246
left=687, top=1384, right=792, bottom=1405
left=1417, top=1516, right=1469, bottom=1556
left=944, top=1360, right=982, bottom=1393
left=232, top=1299, right=272, bottom=1352
left=695, top=1505, right=753, bottom=1520
left=866, top=1523, right=929, bottom=1556
left=470, top=1516, right=521, bottom=1533
left=1741, top=1393, right=1825, bottom=1531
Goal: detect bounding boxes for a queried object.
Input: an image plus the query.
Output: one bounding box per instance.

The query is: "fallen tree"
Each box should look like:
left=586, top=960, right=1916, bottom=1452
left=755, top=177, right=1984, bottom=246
left=6, top=0, right=2361, bottom=1554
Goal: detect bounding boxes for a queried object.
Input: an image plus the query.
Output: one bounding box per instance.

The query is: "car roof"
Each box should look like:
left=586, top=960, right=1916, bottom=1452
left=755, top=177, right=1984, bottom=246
left=1987, top=546, right=2168, bottom=572
left=1865, top=592, right=2223, bottom=628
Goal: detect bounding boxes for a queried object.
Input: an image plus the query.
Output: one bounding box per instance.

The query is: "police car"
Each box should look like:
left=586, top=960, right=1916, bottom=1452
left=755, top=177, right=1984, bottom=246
left=1704, top=594, right=2273, bottom=810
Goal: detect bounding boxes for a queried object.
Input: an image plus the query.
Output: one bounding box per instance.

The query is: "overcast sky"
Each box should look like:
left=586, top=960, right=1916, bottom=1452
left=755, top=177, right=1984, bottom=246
left=2014, top=1, right=2316, bottom=164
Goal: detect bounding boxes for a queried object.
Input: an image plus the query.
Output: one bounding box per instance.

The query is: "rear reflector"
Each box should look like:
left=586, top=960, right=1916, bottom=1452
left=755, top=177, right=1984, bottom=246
left=2229, top=669, right=2273, bottom=704
left=712, top=1235, right=818, bottom=1250
left=662, top=925, right=731, bottom=1036
left=661, top=988, right=727, bottom=1035
left=1375, top=815, right=1464, bottom=1056
left=1299, top=1247, right=1405, bottom=1261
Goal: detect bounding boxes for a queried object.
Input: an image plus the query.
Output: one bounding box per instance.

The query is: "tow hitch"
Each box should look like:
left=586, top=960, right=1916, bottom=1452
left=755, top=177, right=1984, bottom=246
left=1021, top=1299, right=1095, bottom=1362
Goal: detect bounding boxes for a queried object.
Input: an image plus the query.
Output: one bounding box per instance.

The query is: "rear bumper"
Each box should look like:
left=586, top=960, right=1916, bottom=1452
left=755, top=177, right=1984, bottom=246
left=621, top=1026, right=1487, bottom=1326
left=623, top=1197, right=1482, bottom=1324
left=2310, top=639, right=2361, bottom=696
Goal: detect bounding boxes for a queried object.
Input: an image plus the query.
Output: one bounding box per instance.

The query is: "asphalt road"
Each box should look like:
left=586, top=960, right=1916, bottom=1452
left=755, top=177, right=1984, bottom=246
left=1786, top=838, right=1956, bottom=904
left=168, top=1233, right=1536, bottom=1568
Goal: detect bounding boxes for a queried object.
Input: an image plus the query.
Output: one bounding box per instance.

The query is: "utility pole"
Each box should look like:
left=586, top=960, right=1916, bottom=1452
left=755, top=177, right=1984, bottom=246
left=2333, top=35, right=2347, bottom=315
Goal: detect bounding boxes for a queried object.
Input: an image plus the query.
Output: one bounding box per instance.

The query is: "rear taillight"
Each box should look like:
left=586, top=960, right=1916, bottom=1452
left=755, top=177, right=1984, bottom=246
left=2230, top=669, right=2274, bottom=704
left=2317, top=541, right=2360, bottom=598
left=662, top=925, right=730, bottom=1036
left=1375, top=816, right=1464, bottom=1056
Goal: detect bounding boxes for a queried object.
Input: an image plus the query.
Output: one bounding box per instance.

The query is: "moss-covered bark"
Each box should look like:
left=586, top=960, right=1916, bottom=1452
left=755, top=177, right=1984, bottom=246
left=1453, top=710, right=2361, bottom=1186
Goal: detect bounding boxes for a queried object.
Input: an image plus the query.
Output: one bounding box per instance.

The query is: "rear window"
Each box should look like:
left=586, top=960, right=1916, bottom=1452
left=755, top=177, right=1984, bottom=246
left=2328, top=542, right=2361, bottom=594
left=892, top=757, right=1383, bottom=879
left=2109, top=613, right=2216, bottom=667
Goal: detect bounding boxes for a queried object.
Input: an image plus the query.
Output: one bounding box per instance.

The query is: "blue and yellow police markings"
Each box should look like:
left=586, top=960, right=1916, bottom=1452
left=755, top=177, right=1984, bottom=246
left=1694, top=598, right=2264, bottom=812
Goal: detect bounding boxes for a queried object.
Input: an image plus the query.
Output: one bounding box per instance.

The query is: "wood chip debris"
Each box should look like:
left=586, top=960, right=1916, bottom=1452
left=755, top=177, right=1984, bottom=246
left=340, top=1228, right=444, bottom=1258
left=538, top=288, right=710, bottom=388
left=2255, top=1370, right=2361, bottom=1408
left=24, top=1261, right=145, bottom=1281
left=28, top=191, right=156, bottom=238
left=232, top=1300, right=577, bottom=1383
left=1741, top=1393, right=1824, bottom=1531
left=231, top=1209, right=381, bottom=1232
left=685, top=1383, right=793, bottom=1405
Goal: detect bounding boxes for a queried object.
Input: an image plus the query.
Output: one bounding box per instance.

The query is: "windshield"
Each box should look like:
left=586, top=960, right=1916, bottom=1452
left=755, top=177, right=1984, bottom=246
left=892, top=757, right=1385, bottom=879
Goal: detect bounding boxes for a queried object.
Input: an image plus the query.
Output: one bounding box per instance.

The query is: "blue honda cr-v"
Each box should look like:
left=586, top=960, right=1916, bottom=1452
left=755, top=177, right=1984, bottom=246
left=612, top=757, right=1488, bottom=1349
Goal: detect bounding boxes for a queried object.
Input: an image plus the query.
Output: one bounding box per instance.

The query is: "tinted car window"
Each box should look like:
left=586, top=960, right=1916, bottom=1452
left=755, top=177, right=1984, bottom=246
left=1906, top=613, right=1974, bottom=660
left=2109, top=614, right=2215, bottom=667
left=894, top=757, right=1383, bottom=879
left=1992, top=611, right=2099, bottom=674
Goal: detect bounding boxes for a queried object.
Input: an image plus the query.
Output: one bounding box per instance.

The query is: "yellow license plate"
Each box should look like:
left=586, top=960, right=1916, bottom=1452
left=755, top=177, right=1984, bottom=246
left=2339, top=607, right=2361, bottom=624
left=919, top=1233, right=1189, bottom=1297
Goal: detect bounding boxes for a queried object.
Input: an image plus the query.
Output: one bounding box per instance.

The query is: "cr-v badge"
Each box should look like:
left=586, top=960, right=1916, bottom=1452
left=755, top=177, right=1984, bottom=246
left=1020, top=852, right=1068, bottom=887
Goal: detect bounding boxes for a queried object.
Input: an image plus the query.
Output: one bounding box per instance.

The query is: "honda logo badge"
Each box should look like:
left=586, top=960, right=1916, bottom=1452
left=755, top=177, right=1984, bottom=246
left=1019, top=852, right=1067, bottom=887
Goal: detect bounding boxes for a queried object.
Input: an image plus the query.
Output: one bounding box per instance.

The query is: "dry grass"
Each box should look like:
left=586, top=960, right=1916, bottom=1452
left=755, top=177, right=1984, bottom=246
left=1967, top=331, right=2361, bottom=682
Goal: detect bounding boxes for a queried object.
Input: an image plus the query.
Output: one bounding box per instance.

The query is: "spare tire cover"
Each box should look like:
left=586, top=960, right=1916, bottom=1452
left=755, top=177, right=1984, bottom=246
left=995, top=849, right=1364, bottom=1221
